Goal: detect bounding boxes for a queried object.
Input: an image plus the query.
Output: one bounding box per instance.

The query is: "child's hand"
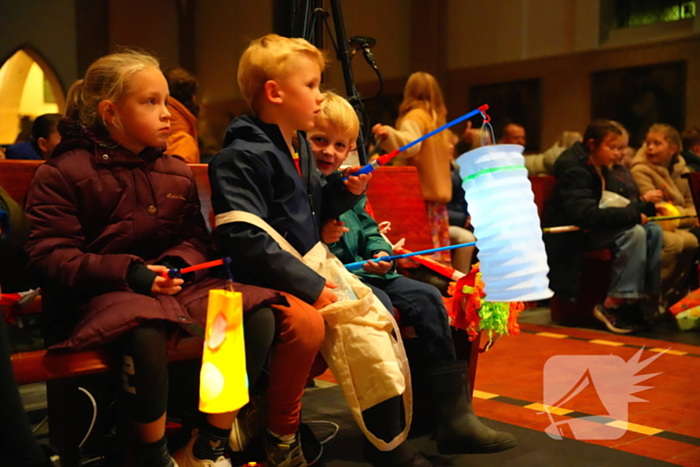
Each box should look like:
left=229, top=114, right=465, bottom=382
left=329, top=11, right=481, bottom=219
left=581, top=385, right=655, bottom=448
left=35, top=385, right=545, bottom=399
left=639, top=213, right=648, bottom=225
left=642, top=190, right=663, bottom=203
left=655, top=203, right=671, bottom=216
left=147, top=265, right=184, bottom=295
left=363, top=252, right=392, bottom=275
left=313, top=279, right=338, bottom=309
left=372, top=124, right=389, bottom=142
left=343, top=166, right=372, bottom=195
left=322, top=219, right=349, bottom=244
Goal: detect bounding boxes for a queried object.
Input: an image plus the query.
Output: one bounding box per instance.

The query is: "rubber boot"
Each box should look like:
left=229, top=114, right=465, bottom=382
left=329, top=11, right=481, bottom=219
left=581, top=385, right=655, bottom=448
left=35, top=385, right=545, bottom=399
left=361, top=396, right=432, bottom=467
left=426, top=361, right=516, bottom=454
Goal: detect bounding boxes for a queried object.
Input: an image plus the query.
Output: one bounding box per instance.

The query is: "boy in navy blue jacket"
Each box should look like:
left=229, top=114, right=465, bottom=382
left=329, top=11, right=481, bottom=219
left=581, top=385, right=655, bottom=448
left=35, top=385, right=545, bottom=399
left=209, top=34, right=368, bottom=467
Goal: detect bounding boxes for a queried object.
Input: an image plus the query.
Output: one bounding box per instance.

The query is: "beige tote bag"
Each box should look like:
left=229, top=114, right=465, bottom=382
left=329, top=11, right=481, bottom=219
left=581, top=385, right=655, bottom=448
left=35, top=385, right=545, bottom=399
left=216, top=210, right=412, bottom=450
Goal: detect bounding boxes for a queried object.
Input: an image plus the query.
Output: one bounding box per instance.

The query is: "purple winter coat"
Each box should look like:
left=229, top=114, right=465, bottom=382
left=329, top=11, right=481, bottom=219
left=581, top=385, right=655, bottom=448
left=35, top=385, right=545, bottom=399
left=25, top=119, right=284, bottom=349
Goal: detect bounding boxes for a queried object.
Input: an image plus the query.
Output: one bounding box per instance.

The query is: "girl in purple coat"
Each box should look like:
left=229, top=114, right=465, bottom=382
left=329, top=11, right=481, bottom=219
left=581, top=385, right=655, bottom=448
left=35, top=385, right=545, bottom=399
left=25, top=51, right=284, bottom=467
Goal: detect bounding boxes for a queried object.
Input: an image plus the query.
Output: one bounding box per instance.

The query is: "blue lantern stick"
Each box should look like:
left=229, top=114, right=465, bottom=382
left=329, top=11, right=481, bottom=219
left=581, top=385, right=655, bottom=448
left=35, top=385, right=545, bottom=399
left=344, top=241, right=477, bottom=270
left=343, top=104, right=490, bottom=180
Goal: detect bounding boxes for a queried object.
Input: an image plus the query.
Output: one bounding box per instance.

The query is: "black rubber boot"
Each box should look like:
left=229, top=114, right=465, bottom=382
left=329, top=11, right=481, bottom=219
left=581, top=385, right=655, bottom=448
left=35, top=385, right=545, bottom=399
left=362, top=396, right=432, bottom=467
left=426, top=361, right=516, bottom=454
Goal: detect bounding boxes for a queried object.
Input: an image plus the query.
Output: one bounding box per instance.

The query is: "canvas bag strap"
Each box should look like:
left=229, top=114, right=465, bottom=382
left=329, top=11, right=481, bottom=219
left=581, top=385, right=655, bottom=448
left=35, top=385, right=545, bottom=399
left=215, top=210, right=304, bottom=260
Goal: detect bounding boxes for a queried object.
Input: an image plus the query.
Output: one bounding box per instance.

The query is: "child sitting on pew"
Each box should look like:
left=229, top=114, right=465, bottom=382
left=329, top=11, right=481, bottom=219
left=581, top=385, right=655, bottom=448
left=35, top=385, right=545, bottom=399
left=311, top=91, right=515, bottom=459
left=24, top=50, right=285, bottom=467
left=208, top=34, right=367, bottom=467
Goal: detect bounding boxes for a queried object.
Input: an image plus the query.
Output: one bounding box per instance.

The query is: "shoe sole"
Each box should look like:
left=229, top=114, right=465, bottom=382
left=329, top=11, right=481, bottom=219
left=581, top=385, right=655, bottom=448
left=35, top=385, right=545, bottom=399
left=437, top=437, right=516, bottom=454
left=593, top=307, right=633, bottom=334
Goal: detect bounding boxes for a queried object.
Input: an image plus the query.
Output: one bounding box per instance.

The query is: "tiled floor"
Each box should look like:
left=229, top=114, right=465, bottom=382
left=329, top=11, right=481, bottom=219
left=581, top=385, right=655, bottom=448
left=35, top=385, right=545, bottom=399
left=470, top=308, right=700, bottom=466
left=16, top=305, right=700, bottom=465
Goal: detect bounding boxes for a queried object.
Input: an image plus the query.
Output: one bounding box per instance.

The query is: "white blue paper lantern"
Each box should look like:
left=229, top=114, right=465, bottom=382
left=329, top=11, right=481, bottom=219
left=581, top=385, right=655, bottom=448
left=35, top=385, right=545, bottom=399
left=456, top=144, right=553, bottom=302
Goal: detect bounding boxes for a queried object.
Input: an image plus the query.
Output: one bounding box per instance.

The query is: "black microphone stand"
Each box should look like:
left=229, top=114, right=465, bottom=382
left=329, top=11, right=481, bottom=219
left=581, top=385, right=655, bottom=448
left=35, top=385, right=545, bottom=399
left=293, top=0, right=371, bottom=166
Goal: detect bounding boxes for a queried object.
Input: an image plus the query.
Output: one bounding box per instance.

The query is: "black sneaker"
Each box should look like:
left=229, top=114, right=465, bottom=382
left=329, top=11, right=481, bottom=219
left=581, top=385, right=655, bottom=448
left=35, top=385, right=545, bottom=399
left=264, top=431, right=307, bottom=467
left=593, top=303, right=635, bottom=334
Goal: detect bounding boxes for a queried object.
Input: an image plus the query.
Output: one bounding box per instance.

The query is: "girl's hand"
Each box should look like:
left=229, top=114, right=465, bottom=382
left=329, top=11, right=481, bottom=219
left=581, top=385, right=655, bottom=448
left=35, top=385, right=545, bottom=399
left=363, top=252, right=392, bottom=275
left=655, top=203, right=671, bottom=216
left=639, top=213, right=648, bottom=225
left=147, top=265, right=184, bottom=295
left=343, top=166, right=372, bottom=195
left=642, top=190, right=663, bottom=203
left=313, top=280, right=338, bottom=309
left=321, top=219, right=349, bottom=244
left=372, top=124, right=389, bottom=142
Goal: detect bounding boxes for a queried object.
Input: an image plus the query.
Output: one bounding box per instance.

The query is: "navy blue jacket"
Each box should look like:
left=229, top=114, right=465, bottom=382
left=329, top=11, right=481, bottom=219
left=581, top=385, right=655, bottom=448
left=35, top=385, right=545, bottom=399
left=209, top=115, right=361, bottom=304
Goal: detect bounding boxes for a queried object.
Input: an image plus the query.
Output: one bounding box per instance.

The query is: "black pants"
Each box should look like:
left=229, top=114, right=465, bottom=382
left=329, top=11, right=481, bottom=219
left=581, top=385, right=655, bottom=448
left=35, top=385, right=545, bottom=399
left=0, top=318, right=51, bottom=466
left=119, top=306, right=276, bottom=423
left=362, top=275, right=456, bottom=368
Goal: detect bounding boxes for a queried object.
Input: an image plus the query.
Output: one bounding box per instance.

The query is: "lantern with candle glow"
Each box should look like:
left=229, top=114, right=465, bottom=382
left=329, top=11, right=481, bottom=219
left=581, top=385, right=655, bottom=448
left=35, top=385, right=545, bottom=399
left=456, top=144, right=553, bottom=302
left=199, top=289, right=249, bottom=413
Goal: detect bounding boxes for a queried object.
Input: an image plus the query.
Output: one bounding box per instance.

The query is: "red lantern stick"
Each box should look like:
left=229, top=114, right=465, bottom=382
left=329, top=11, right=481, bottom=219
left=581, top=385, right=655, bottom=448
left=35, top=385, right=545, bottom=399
left=162, top=257, right=232, bottom=279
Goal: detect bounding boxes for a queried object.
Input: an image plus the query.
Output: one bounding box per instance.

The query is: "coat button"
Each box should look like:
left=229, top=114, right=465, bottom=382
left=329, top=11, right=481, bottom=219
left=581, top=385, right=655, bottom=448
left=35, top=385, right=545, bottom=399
left=102, top=154, right=109, bottom=160
left=147, top=205, right=157, bottom=215
left=178, top=316, right=187, bottom=321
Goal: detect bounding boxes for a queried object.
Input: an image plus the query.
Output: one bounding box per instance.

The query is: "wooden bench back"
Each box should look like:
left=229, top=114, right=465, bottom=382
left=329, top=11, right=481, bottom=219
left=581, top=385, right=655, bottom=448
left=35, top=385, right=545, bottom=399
left=530, top=175, right=556, bottom=223
left=3, top=161, right=443, bottom=385
left=0, top=160, right=42, bottom=205
left=365, top=166, right=435, bottom=252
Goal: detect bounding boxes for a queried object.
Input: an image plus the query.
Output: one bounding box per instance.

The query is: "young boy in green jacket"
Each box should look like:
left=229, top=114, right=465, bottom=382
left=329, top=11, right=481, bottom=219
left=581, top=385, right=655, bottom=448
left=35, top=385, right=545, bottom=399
left=311, top=92, right=516, bottom=458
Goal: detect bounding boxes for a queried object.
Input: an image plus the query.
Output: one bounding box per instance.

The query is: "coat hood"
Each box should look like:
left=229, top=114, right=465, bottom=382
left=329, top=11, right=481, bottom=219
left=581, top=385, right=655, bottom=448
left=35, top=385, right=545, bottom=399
left=222, top=114, right=287, bottom=150
left=552, top=141, right=591, bottom=179
left=54, top=118, right=163, bottom=164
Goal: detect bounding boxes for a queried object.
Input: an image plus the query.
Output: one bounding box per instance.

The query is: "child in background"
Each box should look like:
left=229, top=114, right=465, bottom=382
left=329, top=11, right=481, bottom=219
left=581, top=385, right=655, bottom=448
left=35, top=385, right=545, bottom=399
left=24, top=51, right=284, bottom=467
left=605, top=128, right=664, bottom=314
left=372, top=72, right=453, bottom=265
left=312, top=92, right=515, bottom=462
left=163, top=67, right=200, bottom=163
left=5, top=113, right=63, bottom=160
left=545, top=120, right=660, bottom=333
left=631, top=124, right=699, bottom=305
left=209, top=35, right=368, bottom=467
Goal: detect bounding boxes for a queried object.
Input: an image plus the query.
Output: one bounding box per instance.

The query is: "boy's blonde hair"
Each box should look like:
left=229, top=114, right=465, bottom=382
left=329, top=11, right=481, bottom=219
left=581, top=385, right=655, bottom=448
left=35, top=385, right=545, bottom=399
left=648, top=123, right=683, bottom=155
left=66, top=50, right=160, bottom=134
left=316, top=91, right=359, bottom=141
left=238, top=34, right=326, bottom=113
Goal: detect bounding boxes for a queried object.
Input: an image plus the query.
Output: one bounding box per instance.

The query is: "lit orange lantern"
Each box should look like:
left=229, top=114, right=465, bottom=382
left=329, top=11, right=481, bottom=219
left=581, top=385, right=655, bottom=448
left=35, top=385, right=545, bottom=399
left=199, top=289, right=249, bottom=413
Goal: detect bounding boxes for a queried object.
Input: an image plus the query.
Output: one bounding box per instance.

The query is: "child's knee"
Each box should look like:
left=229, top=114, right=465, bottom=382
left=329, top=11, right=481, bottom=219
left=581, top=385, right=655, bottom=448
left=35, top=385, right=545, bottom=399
left=275, top=294, right=325, bottom=351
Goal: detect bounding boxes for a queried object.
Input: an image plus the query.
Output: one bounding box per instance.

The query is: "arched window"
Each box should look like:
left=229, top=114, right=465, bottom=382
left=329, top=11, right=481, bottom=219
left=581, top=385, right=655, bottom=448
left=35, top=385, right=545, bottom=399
left=0, top=47, right=65, bottom=145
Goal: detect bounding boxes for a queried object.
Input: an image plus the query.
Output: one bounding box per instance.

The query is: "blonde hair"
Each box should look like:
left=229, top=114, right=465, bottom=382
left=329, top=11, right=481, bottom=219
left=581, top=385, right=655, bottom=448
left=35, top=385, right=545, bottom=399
left=316, top=91, right=359, bottom=141
left=65, top=50, right=159, bottom=134
left=238, top=34, right=326, bottom=113
left=398, top=72, right=447, bottom=130
left=648, top=123, right=683, bottom=155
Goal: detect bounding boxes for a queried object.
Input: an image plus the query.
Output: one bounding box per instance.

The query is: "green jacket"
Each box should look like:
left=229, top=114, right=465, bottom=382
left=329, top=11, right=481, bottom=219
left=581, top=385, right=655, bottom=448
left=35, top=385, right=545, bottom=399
left=328, top=195, right=401, bottom=281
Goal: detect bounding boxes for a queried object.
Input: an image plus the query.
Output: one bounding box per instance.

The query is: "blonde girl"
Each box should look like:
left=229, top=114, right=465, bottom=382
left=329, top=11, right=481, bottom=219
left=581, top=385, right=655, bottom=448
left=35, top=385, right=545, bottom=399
left=631, top=124, right=699, bottom=304
left=372, top=72, right=453, bottom=264
left=24, top=51, right=283, bottom=467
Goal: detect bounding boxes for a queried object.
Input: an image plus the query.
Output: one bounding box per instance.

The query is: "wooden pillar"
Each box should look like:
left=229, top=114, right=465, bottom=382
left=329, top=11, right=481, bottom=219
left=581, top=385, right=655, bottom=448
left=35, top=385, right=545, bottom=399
left=176, top=0, right=197, bottom=72
left=410, top=0, right=448, bottom=83
left=75, top=0, right=110, bottom=77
